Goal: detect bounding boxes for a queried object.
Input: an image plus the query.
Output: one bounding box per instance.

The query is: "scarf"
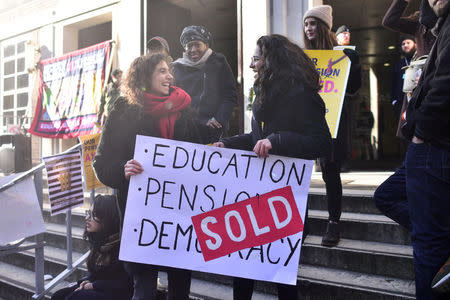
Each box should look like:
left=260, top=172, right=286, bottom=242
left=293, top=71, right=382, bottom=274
left=173, top=48, right=213, bottom=69
left=87, top=232, right=121, bottom=272
left=142, top=86, right=191, bottom=139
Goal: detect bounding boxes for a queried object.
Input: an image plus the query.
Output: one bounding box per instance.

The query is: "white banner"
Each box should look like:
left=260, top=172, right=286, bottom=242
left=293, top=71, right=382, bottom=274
left=0, top=174, right=46, bottom=245
left=120, top=135, right=313, bottom=285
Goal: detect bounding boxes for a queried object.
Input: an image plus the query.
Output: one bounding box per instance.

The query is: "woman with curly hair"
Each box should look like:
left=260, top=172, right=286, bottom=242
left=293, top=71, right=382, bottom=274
left=51, top=195, right=133, bottom=300
left=213, top=34, right=331, bottom=300
left=94, top=53, right=200, bottom=300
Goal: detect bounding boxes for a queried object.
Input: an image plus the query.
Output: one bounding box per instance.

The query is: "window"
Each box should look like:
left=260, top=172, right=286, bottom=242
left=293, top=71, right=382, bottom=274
left=0, top=35, right=31, bottom=133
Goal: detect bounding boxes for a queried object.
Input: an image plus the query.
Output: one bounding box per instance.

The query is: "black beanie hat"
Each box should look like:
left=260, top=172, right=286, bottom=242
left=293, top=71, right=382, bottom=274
left=400, top=35, right=416, bottom=44
left=180, top=25, right=212, bottom=48
left=336, top=25, right=350, bottom=36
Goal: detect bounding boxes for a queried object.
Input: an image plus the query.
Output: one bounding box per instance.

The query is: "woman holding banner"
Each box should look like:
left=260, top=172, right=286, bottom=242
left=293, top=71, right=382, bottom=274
left=303, top=5, right=361, bottom=247
left=94, top=53, right=201, bottom=300
left=213, top=34, right=331, bottom=300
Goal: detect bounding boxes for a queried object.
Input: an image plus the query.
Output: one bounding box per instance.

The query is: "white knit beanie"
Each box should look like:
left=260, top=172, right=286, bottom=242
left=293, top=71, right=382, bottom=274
left=303, top=5, right=333, bottom=30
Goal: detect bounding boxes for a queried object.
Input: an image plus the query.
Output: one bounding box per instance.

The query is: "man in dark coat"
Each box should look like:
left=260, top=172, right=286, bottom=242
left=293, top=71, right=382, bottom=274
left=172, top=25, right=237, bottom=144
left=400, top=0, right=450, bottom=298
left=391, top=35, right=416, bottom=118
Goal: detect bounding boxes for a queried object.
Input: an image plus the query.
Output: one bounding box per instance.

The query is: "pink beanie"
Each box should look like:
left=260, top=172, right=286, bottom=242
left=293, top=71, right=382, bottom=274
left=303, top=5, right=333, bottom=30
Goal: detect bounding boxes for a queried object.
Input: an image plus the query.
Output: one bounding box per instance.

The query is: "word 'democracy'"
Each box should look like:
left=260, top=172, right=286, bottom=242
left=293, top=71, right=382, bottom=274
left=192, top=186, right=303, bottom=261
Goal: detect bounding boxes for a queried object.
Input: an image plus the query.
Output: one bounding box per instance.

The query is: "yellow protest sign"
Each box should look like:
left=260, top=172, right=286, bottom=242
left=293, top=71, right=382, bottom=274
left=304, top=50, right=351, bottom=138
left=79, top=133, right=103, bottom=191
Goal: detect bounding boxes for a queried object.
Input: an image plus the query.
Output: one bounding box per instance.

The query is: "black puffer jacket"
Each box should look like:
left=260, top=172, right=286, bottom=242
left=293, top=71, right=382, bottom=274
left=221, top=83, right=331, bottom=160
left=403, top=7, right=450, bottom=150
left=172, top=52, right=237, bottom=127
left=93, top=96, right=202, bottom=215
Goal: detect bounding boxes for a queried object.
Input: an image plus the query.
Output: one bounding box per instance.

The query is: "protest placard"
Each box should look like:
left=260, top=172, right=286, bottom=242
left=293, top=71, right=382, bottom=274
left=120, top=135, right=313, bottom=285
left=304, top=49, right=351, bottom=138
left=79, top=133, right=103, bottom=191
left=0, top=174, right=46, bottom=245
left=192, top=186, right=303, bottom=262
left=43, top=150, right=84, bottom=215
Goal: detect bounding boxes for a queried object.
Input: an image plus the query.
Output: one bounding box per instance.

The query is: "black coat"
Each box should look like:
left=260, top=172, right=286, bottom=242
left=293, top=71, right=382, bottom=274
left=172, top=52, right=237, bottom=127
left=93, top=97, right=202, bottom=215
left=403, top=13, right=450, bottom=150
left=333, top=49, right=362, bottom=161
left=221, top=83, right=331, bottom=160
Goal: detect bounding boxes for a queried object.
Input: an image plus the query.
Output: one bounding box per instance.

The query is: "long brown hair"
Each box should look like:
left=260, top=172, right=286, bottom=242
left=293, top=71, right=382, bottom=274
left=122, top=53, right=170, bottom=106
left=255, top=34, right=321, bottom=106
left=303, top=17, right=338, bottom=50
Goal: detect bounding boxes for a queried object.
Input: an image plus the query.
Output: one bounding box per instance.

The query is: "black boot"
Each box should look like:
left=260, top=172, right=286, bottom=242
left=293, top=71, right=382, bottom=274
left=321, top=221, right=340, bottom=247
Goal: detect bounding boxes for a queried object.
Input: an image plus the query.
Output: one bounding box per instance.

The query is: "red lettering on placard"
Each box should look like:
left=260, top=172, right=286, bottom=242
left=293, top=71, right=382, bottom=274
left=191, top=186, right=303, bottom=262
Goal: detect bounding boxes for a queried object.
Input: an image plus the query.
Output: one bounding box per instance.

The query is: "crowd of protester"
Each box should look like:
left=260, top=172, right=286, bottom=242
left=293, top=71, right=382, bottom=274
left=51, top=1, right=450, bottom=299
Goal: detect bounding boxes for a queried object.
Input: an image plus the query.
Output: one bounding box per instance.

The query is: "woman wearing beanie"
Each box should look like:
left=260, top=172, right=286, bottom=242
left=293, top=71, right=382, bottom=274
left=303, top=5, right=362, bottom=247
left=172, top=25, right=237, bottom=144
left=94, top=53, right=202, bottom=300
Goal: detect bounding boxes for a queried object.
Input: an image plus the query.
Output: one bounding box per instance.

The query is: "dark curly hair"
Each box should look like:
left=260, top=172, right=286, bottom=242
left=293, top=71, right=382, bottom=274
left=303, top=17, right=338, bottom=50
left=122, top=53, right=171, bottom=105
left=255, top=34, right=321, bottom=107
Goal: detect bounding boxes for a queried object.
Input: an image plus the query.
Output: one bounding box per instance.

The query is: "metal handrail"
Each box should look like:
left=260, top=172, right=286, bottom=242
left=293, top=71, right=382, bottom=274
left=0, top=142, right=93, bottom=299
left=0, top=142, right=82, bottom=192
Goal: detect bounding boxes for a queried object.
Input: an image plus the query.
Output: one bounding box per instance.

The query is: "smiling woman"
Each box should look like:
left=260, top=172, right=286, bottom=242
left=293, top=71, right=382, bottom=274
left=149, top=60, right=173, bottom=96
left=94, top=53, right=205, bottom=299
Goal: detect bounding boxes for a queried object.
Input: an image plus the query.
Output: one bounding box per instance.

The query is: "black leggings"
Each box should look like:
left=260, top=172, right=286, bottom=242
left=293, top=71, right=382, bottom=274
left=319, top=158, right=342, bottom=222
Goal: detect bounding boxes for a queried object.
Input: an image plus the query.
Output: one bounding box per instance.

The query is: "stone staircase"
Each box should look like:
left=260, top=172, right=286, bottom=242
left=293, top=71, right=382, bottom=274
left=0, top=179, right=415, bottom=299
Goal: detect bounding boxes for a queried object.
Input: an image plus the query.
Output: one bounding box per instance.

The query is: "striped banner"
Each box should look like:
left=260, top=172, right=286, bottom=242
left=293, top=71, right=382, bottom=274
left=43, top=150, right=84, bottom=215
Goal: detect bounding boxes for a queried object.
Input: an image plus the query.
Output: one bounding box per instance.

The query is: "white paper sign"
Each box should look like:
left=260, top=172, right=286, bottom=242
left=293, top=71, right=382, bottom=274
left=120, top=135, right=313, bottom=285
left=0, top=174, right=46, bottom=245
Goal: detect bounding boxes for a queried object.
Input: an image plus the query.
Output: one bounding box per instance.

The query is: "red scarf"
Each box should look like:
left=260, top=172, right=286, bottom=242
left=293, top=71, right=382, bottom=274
left=142, top=86, right=191, bottom=139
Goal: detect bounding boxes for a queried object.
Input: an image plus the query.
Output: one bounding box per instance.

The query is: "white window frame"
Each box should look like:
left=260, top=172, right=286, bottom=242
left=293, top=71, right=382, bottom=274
left=0, top=34, right=32, bottom=134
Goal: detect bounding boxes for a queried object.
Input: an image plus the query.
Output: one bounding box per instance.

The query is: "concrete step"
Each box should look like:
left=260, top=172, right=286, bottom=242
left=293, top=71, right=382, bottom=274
left=307, top=210, right=411, bottom=245
left=0, top=261, right=72, bottom=300
left=307, top=187, right=380, bottom=215
left=188, top=263, right=414, bottom=299
left=42, top=208, right=87, bottom=229
left=43, top=222, right=89, bottom=253
left=0, top=243, right=87, bottom=283
left=159, top=271, right=276, bottom=300
left=297, top=264, right=415, bottom=299
left=300, top=235, right=414, bottom=280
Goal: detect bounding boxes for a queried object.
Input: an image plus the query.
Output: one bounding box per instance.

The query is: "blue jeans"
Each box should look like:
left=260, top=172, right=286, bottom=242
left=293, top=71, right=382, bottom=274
left=405, top=143, right=450, bottom=299
left=374, top=163, right=412, bottom=231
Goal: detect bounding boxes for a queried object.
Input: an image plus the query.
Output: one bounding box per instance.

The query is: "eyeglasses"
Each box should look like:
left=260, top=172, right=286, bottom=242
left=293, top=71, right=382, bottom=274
left=85, top=210, right=101, bottom=222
